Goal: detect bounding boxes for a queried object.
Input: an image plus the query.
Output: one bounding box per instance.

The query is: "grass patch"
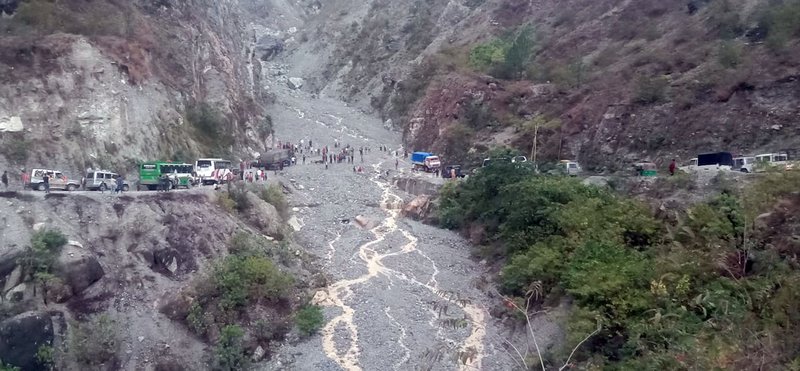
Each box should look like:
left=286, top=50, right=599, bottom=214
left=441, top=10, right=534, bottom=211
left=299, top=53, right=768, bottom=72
left=69, top=314, right=118, bottom=366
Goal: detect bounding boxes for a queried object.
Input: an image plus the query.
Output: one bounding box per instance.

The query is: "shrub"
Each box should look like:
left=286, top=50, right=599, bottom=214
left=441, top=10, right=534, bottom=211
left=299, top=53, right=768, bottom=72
left=0, top=137, right=30, bottom=164
left=35, top=345, right=55, bottom=370
left=295, top=305, right=324, bottom=337
left=20, top=229, right=68, bottom=278
left=755, top=0, right=800, bottom=50
left=706, top=0, right=743, bottom=39
left=499, top=26, right=536, bottom=79
left=213, top=255, right=293, bottom=312
left=213, top=325, right=247, bottom=371
left=186, top=302, right=207, bottom=336
left=186, top=103, right=233, bottom=158
left=633, top=75, right=669, bottom=104
left=468, top=39, right=509, bottom=71
left=717, top=40, right=742, bottom=68
left=260, top=185, right=289, bottom=220
left=217, top=193, right=237, bottom=214
left=69, top=315, right=118, bottom=366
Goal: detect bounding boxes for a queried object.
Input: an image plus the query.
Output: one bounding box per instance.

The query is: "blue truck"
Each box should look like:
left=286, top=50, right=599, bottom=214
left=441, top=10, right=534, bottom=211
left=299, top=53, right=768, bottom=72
left=411, top=152, right=441, bottom=172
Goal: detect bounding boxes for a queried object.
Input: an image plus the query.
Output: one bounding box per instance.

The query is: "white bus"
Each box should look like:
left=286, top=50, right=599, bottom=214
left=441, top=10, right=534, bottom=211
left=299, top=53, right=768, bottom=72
left=195, top=158, right=233, bottom=185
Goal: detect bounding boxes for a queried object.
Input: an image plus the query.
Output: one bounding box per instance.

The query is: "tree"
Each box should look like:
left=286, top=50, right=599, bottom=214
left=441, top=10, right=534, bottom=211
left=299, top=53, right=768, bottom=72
left=520, top=115, right=561, bottom=170
left=500, top=26, right=535, bottom=79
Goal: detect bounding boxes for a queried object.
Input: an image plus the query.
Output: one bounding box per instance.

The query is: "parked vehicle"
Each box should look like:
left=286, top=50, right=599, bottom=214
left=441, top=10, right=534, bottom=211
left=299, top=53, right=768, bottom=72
left=195, top=158, right=233, bottom=185
left=138, top=162, right=195, bottom=190
left=253, top=149, right=291, bottom=170
left=84, top=170, right=130, bottom=191
left=558, top=160, right=582, bottom=176
left=442, top=165, right=465, bottom=179
left=681, top=152, right=734, bottom=172
left=411, top=152, right=441, bottom=172
left=733, top=156, right=757, bottom=173
left=754, top=153, right=789, bottom=172
left=633, top=162, right=657, bottom=177
left=482, top=156, right=528, bottom=168
left=28, top=169, right=80, bottom=191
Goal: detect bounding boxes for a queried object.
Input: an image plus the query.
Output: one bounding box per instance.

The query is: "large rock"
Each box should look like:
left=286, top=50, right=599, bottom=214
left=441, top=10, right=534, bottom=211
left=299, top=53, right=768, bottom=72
left=54, top=244, right=104, bottom=300
left=393, top=177, right=442, bottom=196
left=244, top=192, right=282, bottom=238
left=255, top=35, right=284, bottom=61
left=0, top=116, right=23, bottom=132
left=402, top=195, right=433, bottom=221
left=0, top=246, right=23, bottom=291
left=287, top=77, right=304, bottom=90
left=0, top=311, right=54, bottom=370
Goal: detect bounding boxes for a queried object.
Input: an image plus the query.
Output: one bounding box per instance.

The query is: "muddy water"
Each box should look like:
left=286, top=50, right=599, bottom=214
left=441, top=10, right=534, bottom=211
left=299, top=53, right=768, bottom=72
left=314, top=163, right=487, bottom=370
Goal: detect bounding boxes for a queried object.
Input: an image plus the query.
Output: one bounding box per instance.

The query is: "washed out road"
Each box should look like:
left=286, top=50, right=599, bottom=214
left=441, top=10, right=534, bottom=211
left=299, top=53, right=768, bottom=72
left=259, top=71, right=515, bottom=371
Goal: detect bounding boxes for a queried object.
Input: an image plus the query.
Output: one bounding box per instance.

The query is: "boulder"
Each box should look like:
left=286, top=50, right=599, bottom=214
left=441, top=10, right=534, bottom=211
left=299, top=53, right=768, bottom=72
left=0, top=311, right=54, bottom=370
left=402, top=195, right=433, bottom=221
left=4, top=282, right=27, bottom=302
left=54, top=245, right=104, bottom=299
left=0, top=246, right=23, bottom=289
left=243, top=192, right=282, bottom=237
left=3, top=265, right=23, bottom=294
left=0, top=115, right=23, bottom=132
left=354, top=215, right=377, bottom=229
left=251, top=345, right=266, bottom=362
left=287, top=77, right=304, bottom=90
left=255, top=35, right=284, bottom=61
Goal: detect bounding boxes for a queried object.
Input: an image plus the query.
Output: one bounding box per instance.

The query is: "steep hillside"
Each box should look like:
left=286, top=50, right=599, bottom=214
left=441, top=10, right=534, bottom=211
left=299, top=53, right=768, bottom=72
left=291, top=0, right=800, bottom=171
left=0, top=0, right=271, bottom=175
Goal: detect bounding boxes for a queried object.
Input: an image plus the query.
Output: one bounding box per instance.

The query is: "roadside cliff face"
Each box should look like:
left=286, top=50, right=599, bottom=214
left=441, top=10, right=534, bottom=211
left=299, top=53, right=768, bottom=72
left=0, top=0, right=269, bottom=175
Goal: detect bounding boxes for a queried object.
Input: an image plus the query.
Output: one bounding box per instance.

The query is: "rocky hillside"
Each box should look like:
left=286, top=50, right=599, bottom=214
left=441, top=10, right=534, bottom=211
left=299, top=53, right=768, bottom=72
left=0, top=0, right=271, bottom=175
left=0, top=185, right=320, bottom=370
left=288, top=0, right=800, bottom=171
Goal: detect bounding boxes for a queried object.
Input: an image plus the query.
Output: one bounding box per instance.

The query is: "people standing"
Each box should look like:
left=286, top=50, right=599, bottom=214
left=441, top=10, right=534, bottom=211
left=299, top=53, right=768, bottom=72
left=115, top=175, right=124, bottom=194
left=21, top=169, right=29, bottom=189
left=42, top=172, right=50, bottom=194
left=669, top=159, right=677, bottom=176
left=302, top=155, right=306, bottom=165
left=1, top=170, right=7, bottom=190
left=395, top=159, right=398, bottom=170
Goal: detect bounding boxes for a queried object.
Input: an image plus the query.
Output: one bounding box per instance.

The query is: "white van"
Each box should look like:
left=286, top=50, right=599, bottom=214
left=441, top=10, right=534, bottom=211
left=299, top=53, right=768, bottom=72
left=755, top=153, right=789, bottom=172
left=733, top=156, right=757, bottom=173
left=84, top=170, right=130, bottom=191
left=195, top=158, right=233, bottom=185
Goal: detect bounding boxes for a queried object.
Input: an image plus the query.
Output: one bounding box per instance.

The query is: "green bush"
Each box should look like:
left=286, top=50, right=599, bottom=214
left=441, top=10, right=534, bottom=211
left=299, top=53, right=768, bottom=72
left=0, top=138, right=30, bottom=165
left=213, top=325, right=247, bottom=371
left=69, top=315, right=118, bottom=366
left=213, top=254, right=293, bottom=312
left=35, top=345, right=55, bottom=371
left=0, top=361, right=20, bottom=371
left=186, top=302, right=208, bottom=336
left=756, top=0, right=800, bottom=50
left=186, top=103, right=233, bottom=158
left=20, top=229, right=68, bottom=278
left=295, top=305, right=324, bottom=337
left=717, top=40, right=742, bottom=68
left=468, top=39, right=509, bottom=71
left=633, top=75, right=669, bottom=104
left=260, top=185, right=289, bottom=220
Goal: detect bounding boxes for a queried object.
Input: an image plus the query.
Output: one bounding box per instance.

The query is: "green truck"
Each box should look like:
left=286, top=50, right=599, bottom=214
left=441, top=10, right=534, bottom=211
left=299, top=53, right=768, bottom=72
left=137, top=162, right=196, bottom=190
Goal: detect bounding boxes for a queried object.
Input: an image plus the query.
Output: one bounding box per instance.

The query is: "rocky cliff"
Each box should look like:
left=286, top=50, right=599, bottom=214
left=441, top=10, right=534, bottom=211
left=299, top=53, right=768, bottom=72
left=0, top=0, right=270, bottom=175
left=281, top=0, right=800, bottom=170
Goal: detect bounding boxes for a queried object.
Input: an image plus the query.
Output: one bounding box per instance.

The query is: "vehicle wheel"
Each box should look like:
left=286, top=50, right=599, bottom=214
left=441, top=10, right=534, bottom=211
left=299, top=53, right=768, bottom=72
left=147, top=185, right=156, bottom=191
left=37, top=183, right=46, bottom=191
left=100, top=183, right=108, bottom=192
left=67, top=184, right=76, bottom=191
left=122, top=184, right=130, bottom=192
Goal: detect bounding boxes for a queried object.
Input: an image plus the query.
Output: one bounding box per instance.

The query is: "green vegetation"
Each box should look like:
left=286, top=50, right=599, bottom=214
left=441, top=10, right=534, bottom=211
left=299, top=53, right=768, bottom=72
left=756, top=0, right=800, bottom=50
left=717, top=40, right=743, bottom=68
left=213, top=325, right=247, bottom=371
left=633, top=75, right=669, bottom=104
left=706, top=0, right=743, bottom=39
left=35, top=345, right=55, bottom=370
left=20, top=229, right=67, bottom=280
left=0, top=361, right=19, bottom=371
left=186, top=233, right=294, bottom=338
left=260, top=184, right=289, bottom=220
left=186, top=103, right=234, bottom=158
left=468, top=26, right=536, bottom=79
left=295, top=305, right=324, bottom=337
left=438, top=163, right=800, bottom=368
left=0, top=137, right=30, bottom=165
left=213, top=253, right=293, bottom=312
left=69, top=315, right=118, bottom=366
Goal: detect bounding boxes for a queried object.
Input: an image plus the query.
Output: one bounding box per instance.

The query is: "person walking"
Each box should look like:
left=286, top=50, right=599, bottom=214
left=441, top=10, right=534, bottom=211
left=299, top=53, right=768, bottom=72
left=395, top=159, right=398, bottom=170
left=669, top=159, right=677, bottom=176
left=21, top=169, right=29, bottom=190
left=42, top=172, right=50, bottom=194
left=115, top=175, right=124, bottom=194
left=1, top=170, right=8, bottom=190
left=302, top=155, right=306, bottom=165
